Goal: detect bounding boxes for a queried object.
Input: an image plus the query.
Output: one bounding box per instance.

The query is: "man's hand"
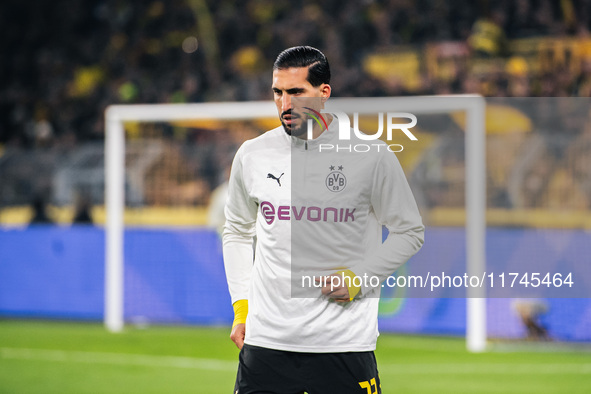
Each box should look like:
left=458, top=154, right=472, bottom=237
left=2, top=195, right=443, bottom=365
left=230, top=323, right=246, bottom=349
left=230, top=300, right=248, bottom=349
left=316, top=274, right=352, bottom=303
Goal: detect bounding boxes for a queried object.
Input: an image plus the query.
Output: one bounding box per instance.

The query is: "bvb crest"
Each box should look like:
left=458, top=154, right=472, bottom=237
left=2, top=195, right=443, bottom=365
left=325, top=165, right=346, bottom=192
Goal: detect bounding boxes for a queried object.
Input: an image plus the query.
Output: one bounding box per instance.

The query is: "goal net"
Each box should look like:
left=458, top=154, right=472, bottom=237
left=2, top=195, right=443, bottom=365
left=103, top=96, right=590, bottom=351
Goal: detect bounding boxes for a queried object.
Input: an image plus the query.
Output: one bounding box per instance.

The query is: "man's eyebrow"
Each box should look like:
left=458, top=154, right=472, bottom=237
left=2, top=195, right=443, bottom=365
left=272, top=86, right=305, bottom=92
left=286, top=88, right=305, bottom=94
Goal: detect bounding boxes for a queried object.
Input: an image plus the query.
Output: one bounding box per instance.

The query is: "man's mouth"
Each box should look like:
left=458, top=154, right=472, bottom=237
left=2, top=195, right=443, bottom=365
left=282, top=114, right=301, bottom=126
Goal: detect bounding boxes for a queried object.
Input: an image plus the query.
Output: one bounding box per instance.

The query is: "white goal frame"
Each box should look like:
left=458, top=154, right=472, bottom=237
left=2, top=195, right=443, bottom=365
left=104, top=96, right=487, bottom=352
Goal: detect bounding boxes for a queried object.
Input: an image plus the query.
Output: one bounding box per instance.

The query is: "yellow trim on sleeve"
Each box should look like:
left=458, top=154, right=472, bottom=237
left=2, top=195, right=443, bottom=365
left=232, top=299, right=248, bottom=329
left=334, top=269, right=361, bottom=301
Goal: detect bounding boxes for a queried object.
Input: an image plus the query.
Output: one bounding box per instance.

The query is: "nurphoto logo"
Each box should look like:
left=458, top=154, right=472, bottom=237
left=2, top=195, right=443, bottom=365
left=306, top=111, right=418, bottom=153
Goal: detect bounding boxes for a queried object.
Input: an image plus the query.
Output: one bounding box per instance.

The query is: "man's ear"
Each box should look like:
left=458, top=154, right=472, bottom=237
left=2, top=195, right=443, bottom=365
left=321, top=84, right=331, bottom=101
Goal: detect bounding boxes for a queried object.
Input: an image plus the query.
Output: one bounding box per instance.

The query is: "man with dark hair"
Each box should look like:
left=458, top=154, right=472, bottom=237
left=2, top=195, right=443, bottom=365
left=223, top=46, right=424, bottom=393
left=273, top=45, right=331, bottom=88
left=272, top=46, right=332, bottom=139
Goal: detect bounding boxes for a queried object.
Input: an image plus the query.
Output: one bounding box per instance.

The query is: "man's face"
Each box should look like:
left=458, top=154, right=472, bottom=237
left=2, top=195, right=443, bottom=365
left=272, top=67, right=330, bottom=137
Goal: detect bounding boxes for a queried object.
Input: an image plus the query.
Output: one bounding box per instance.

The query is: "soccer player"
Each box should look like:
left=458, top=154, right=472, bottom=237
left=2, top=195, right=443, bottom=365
left=223, top=46, right=424, bottom=393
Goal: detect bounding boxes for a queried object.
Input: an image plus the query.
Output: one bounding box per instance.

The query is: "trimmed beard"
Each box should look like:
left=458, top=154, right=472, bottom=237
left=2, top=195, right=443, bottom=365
left=281, top=119, right=307, bottom=138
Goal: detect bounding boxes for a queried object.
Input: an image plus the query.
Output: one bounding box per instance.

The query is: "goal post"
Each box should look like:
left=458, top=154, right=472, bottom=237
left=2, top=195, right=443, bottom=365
left=104, top=96, right=487, bottom=352
left=104, top=101, right=277, bottom=333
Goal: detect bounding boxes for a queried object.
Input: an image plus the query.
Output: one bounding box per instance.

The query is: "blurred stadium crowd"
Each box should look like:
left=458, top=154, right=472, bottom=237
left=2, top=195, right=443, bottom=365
left=1, top=0, right=591, bottom=217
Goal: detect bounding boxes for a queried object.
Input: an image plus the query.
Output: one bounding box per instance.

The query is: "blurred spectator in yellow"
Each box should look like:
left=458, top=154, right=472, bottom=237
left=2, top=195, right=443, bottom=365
left=506, top=57, right=531, bottom=96
left=469, top=9, right=508, bottom=57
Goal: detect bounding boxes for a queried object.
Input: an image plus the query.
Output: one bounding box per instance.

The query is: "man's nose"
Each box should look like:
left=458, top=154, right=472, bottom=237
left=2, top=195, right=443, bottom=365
left=281, top=94, right=291, bottom=113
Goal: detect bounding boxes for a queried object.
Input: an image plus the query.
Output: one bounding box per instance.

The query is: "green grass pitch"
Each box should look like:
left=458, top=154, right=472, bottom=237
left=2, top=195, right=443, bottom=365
left=1, top=319, right=590, bottom=393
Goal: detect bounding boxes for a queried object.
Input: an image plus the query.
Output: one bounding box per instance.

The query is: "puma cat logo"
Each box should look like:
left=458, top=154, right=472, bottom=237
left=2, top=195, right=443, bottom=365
left=267, top=172, right=284, bottom=187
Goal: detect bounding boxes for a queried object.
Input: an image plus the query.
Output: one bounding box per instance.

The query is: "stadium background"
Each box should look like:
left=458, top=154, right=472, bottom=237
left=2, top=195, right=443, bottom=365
left=1, top=1, right=591, bottom=393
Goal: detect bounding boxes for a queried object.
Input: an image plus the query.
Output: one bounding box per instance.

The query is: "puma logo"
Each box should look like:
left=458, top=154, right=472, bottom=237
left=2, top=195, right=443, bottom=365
left=267, top=172, right=284, bottom=187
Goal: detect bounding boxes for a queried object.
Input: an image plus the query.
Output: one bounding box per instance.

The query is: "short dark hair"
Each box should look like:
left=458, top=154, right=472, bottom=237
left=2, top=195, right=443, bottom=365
left=273, top=46, right=330, bottom=87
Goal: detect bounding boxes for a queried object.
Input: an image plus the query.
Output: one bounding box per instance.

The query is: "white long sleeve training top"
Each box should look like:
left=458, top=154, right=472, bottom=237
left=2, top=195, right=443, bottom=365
left=223, top=119, right=424, bottom=353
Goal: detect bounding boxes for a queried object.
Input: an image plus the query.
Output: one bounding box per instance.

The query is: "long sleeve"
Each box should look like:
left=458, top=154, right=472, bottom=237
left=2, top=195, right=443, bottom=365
left=222, top=144, right=258, bottom=304
left=349, top=150, right=425, bottom=294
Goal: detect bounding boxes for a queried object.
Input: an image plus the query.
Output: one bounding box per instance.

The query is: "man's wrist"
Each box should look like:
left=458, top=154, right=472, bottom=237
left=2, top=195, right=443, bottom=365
left=334, top=269, right=361, bottom=300
left=232, top=299, right=248, bottom=329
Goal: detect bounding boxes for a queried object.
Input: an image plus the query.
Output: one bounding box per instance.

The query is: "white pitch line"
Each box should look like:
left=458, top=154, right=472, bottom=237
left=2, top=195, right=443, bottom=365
left=377, top=362, right=591, bottom=375
left=2, top=348, right=591, bottom=375
left=0, top=348, right=237, bottom=371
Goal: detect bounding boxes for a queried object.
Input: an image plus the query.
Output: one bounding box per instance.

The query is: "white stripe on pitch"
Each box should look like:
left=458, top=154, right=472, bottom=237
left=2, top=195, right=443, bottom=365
left=379, top=363, right=591, bottom=374
left=0, top=347, right=237, bottom=371
left=2, top=347, right=591, bottom=375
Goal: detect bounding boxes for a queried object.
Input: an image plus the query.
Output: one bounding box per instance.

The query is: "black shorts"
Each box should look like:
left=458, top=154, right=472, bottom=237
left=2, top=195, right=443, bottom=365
left=234, top=344, right=381, bottom=394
